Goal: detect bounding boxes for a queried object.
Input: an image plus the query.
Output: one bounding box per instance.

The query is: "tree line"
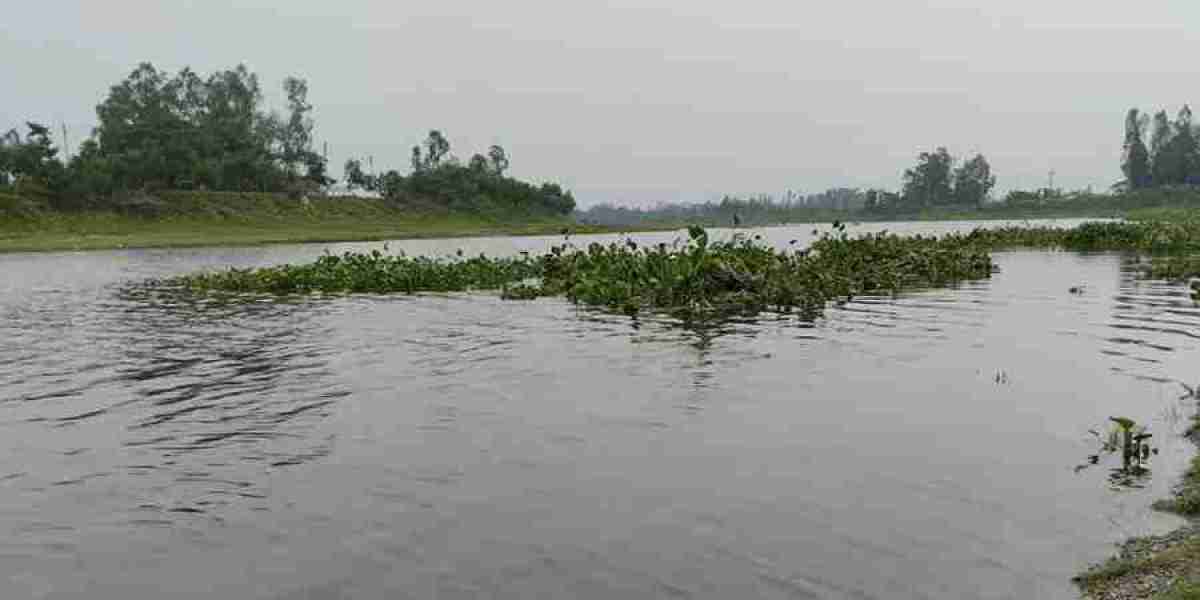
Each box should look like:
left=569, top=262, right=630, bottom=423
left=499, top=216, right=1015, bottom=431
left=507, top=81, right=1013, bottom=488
left=0, top=63, right=574, bottom=216
left=1121, top=105, right=1200, bottom=190
left=578, top=147, right=998, bottom=225
left=343, top=130, right=574, bottom=216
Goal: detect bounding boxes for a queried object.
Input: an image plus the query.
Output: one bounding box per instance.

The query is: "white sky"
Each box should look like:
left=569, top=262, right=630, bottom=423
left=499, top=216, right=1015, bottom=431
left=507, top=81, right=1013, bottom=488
left=3, top=0, right=1199, bottom=206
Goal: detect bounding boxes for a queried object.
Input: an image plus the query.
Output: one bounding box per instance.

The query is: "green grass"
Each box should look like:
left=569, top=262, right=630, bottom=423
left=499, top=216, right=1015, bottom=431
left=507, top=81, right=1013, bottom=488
left=1159, top=580, right=1200, bottom=600
left=1155, top=457, right=1200, bottom=517
left=0, top=191, right=621, bottom=253
left=1074, top=535, right=1200, bottom=599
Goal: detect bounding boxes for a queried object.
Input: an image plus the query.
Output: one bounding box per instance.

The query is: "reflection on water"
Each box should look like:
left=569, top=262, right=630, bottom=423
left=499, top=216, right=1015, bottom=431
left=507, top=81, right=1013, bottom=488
left=1, top=223, right=1199, bottom=599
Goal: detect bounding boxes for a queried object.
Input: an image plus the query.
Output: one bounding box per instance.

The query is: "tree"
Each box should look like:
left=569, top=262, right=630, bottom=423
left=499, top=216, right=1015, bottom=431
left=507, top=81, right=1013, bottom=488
left=410, top=146, right=423, bottom=173
left=16, top=123, right=60, bottom=181
left=1122, top=108, right=1151, bottom=190
left=1150, top=110, right=1173, bottom=186
left=487, top=144, right=509, bottom=176
left=0, top=128, right=20, bottom=185
left=343, top=158, right=372, bottom=191
left=902, top=147, right=954, bottom=206
left=421, top=130, right=450, bottom=170
left=952, top=153, right=996, bottom=207
left=1172, top=105, right=1198, bottom=185
left=468, top=153, right=489, bottom=173
left=90, top=62, right=283, bottom=192
left=281, top=76, right=314, bottom=179
left=303, top=151, right=333, bottom=187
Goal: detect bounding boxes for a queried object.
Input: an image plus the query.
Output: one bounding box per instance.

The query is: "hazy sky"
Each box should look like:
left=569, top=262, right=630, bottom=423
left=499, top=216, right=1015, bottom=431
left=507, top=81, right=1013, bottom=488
left=3, top=1, right=1199, bottom=206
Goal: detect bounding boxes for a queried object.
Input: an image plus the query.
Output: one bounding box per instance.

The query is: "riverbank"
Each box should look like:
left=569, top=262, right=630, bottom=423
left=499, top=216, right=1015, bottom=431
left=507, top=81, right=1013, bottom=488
left=6, top=189, right=1200, bottom=254
left=0, top=191, right=628, bottom=253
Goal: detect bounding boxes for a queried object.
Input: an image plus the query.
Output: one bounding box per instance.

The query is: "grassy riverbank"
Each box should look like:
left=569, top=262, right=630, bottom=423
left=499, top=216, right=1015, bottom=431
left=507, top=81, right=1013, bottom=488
left=7, top=188, right=1200, bottom=255
left=0, top=191, right=620, bottom=253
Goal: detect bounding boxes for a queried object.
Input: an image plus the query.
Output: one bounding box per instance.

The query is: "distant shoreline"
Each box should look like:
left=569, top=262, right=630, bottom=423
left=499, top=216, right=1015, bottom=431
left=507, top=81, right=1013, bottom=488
left=0, top=189, right=1186, bottom=255
left=0, top=191, right=643, bottom=254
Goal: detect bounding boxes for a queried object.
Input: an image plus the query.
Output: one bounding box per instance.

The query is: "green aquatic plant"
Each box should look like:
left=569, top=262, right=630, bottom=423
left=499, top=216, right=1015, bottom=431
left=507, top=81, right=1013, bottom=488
left=167, top=218, right=1200, bottom=318
left=963, top=220, right=1200, bottom=252
left=169, top=226, right=998, bottom=319
left=1078, top=417, right=1158, bottom=489
left=174, top=248, right=541, bottom=295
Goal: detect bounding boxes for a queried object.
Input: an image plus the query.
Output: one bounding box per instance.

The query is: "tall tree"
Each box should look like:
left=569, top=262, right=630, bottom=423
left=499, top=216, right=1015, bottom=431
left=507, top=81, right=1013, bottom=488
left=421, top=130, right=450, bottom=170
left=0, top=128, right=20, bottom=185
left=1149, top=110, right=1173, bottom=186
left=281, top=76, right=314, bottom=179
left=343, top=158, right=373, bottom=191
left=902, top=147, right=954, bottom=206
left=487, top=144, right=509, bottom=176
left=410, top=146, right=423, bottom=173
left=468, top=153, right=489, bottom=173
left=1173, top=105, right=1197, bottom=185
left=952, top=153, right=996, bottom=207
left=1122, top=108, right=1151, bottom=189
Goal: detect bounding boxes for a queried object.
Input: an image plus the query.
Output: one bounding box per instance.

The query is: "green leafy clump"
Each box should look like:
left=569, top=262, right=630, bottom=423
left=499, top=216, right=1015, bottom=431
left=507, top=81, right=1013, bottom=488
left=170, top=225, right=997, bottom=319
left=965, top=220, right=1200, bottom=252
left=166, top=219, right=1200, bottom=316
left=527, top=225, right=995, bottom=317
left=175, top=248, right=540, bottom=295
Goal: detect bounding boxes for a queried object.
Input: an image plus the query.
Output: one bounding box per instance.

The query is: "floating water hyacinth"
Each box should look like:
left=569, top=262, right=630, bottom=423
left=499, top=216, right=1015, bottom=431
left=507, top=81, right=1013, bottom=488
left=169, top=219, right=1200, bottom=319
left=171, top=225, right=995, bottom=319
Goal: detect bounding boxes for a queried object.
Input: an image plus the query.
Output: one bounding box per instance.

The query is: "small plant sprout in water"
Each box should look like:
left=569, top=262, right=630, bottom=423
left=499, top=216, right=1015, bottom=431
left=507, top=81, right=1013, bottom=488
left=1076, top=416, right=1159, bottom=489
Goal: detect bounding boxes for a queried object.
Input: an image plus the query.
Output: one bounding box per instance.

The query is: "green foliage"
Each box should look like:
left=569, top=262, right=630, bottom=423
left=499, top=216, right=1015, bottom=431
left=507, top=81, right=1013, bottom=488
left=90, top=63, right=289, bottom=193
left=5, top=63, right=574, bottom=216
left=1124, top=104, right=1200, bottom=189
left=578, top=192, right=864, bottom=228
left=1124, top=108, right=1153, bottom=189
left=172, top=219, right=1200, bottom=316
left=895, top=148, right=997, bottom=211
left=1157, top=580, right=1200, bottom=600
left=965, top=220, right=1200, bottom=252
left=0, top=123, right=65, bottom=200
left=170, top=225, right=998, bottom=320
left=175, top=248, right=541, bottom=294
left=953, top=153, right=996, bottom=207
left=1152, top=455, right=1200, bottom=517
left=902, top=147, right=955, bottom=207
left=366, top=135, right=574, bottom=216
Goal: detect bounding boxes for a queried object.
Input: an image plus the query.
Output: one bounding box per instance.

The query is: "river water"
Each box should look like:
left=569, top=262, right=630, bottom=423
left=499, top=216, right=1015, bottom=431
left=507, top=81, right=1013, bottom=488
left=2, top=221, right=1199, bottom=599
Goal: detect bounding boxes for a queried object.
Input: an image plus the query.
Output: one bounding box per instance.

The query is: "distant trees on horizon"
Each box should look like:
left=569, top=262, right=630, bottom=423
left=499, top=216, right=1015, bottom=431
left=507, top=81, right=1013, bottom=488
left=0, top=62, right=576, bottom=216
left=1122, top=105, right=1200, bottom=190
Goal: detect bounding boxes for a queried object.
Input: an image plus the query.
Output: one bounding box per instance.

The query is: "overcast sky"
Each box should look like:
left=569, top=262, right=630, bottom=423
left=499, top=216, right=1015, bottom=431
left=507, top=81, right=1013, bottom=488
left=3, top=0, right=1198, bottom=206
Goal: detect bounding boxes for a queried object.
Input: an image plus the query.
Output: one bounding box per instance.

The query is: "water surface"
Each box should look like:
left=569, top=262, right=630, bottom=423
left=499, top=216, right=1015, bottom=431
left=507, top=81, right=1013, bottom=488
left=2, top=220, right=1198, bottom=599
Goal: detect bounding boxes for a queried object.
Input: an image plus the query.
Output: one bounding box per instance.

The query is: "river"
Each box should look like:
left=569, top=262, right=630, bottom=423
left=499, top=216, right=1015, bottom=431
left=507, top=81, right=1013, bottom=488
left=2, top=220, right=1198, bottom=599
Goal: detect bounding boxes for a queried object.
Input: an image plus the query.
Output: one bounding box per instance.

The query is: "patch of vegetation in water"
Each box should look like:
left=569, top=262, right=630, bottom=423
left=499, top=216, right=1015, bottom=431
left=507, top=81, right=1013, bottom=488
left=967, top=220, right=1200, bottom=252
left=171, top=224, right=997, bottom=318
left=173, top=248, right=541, bottom=295
left=170, top=218, right=1200, bottom=320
